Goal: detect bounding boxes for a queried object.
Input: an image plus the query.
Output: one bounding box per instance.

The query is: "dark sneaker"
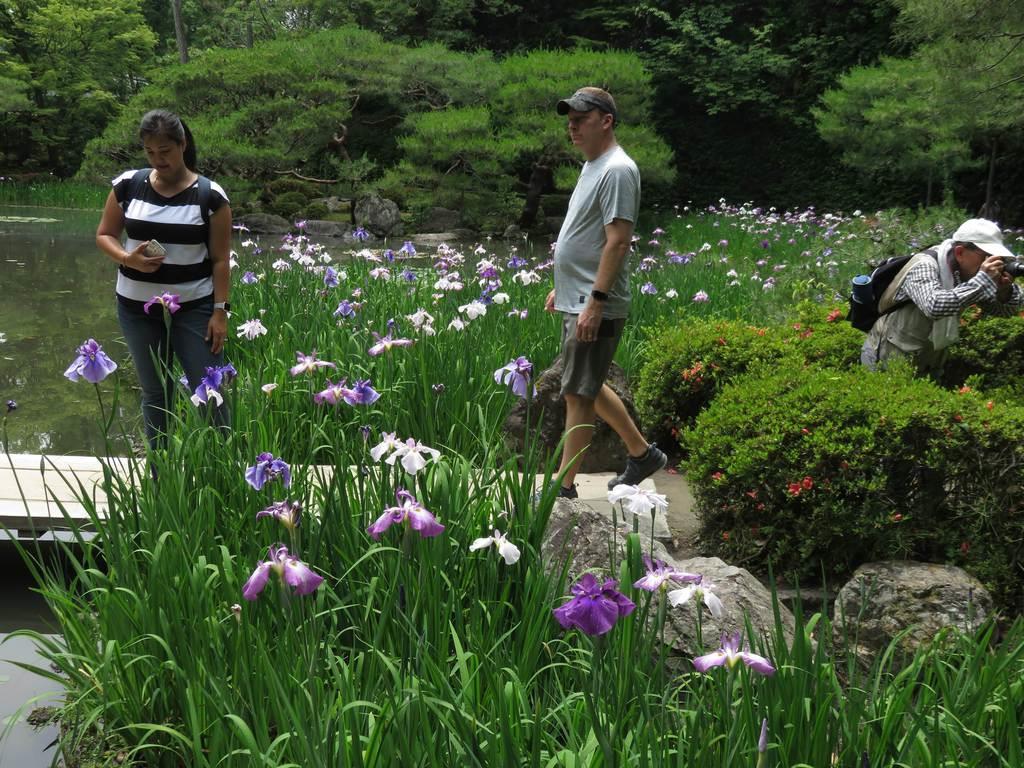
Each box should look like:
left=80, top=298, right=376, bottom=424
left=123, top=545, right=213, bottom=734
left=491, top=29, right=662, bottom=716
left=533, top=483, right=578, bottom=503
left=607, top=444, right=668, bottom=489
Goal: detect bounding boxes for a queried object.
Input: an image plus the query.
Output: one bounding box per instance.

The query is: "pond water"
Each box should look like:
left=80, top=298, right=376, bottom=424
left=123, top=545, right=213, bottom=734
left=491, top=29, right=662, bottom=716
left=1, top=206, right=137, bottom=456
left=0, top=546, right=60, bottom=767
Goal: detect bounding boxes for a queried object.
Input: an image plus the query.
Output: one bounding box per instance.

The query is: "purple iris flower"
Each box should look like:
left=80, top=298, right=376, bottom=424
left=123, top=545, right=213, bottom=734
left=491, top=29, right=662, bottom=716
left=641, top=282, right=657, bottom=295
left=314, top=379, right=380, bottom=406
left=241, top=271, right=258, bottom=285
left=242, top=544, right=323, bottom=600
left=367, top=488, right=445, bottom=540
left=693, top=631, right=776, bottom=676
left=334, top=300, right=356, bottom=318
left=256, top=499, right=302, bottom=531
left=191, top=364, right=237, bottom=405
left=245, top=452, right=292, bottom=491
left=383, top=248, right=395, bottom=262
left=367, top=331, right=414, bottom=356
left=398, top=241, right=417, bottom=257
left=553, top=573, right=636, bottom=636
left=507, top=255, right=527, bottom=269
left=493, top=356, right=536, bottom=399
left=344, top=379, right=380, bottom=405
left=633, top=556, right=702, bottom=592
left=400, top=268, right=416, bottom=281
left=324, top=267, right=339, bottom=288
left=313, top=380, right=348, bottom=406
left=290, top=351, right=337, bottom=376
left=353, top=227, right=370, bottom=242
left=143, top=292, right=181, bottom=315
left=5, top=399, right=16, bottom=413
left=64, top=339, right=118, bottom=384
left=668, top=251, right=692, bottom=265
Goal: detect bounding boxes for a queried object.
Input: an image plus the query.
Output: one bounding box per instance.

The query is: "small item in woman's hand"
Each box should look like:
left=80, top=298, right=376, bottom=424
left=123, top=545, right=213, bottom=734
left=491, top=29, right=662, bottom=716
left=144, top=240, right=167, bottom=258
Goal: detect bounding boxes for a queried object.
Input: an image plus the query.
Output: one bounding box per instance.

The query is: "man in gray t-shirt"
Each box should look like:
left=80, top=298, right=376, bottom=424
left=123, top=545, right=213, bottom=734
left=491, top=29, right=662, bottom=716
left=542, top=87, right=666, bottom=500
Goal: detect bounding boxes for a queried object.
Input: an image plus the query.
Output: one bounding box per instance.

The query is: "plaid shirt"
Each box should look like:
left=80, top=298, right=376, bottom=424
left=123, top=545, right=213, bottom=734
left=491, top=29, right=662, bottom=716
left=894, top=254, right=1024, bottom=319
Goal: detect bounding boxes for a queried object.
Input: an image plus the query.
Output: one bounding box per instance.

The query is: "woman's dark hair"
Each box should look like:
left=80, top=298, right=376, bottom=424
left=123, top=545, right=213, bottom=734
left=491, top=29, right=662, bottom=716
left=139, top=109, right=197, bottom=172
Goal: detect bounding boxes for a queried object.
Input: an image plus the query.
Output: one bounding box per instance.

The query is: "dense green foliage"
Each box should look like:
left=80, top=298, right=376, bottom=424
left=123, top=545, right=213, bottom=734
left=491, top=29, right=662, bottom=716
left=634, top=305, right=863, bottom=448
left=75, top=27, right=673, bottom=228
left=684, top=362, right=1024, bottom=613
left=3, top=0, right=1023, bottom=220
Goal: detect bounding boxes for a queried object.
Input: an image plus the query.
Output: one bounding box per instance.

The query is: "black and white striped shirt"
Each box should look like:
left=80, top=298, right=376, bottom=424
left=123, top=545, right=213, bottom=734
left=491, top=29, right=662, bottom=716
left=112, top=169, right=229, bottom=303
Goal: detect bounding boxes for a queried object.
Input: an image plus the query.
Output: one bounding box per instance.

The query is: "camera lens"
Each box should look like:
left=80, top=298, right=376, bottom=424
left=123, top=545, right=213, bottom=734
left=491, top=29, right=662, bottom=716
left=1004, top=259, right=1024, bottom=278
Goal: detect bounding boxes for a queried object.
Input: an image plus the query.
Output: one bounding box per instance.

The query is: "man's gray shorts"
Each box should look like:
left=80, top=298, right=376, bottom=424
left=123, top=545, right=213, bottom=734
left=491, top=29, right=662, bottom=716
left=560, top=313, right=627, bottom=399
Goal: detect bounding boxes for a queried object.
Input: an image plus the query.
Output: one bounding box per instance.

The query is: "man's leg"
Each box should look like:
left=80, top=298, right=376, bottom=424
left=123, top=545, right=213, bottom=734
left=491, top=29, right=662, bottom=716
left=557, top=393, right=597, bottom=488
left=594, top=383, right=648, bottom=457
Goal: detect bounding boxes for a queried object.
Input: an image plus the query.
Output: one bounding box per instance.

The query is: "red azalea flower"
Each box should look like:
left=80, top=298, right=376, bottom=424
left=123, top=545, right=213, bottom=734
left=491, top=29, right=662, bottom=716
left=826, top=308, right=843, bottom=322
left=787, top=482, right=801, bottom=497
left=801, top=476, right=814, bottom=491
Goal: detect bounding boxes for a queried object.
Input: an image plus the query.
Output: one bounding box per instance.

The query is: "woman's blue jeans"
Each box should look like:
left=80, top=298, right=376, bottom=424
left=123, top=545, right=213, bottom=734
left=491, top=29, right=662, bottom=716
left=117, top=299, right=229, bottom=450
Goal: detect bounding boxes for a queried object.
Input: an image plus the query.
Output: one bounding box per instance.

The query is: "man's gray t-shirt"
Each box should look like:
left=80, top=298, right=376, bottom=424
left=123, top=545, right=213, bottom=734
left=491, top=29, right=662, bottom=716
left=553, top=145, right=640, bottom=319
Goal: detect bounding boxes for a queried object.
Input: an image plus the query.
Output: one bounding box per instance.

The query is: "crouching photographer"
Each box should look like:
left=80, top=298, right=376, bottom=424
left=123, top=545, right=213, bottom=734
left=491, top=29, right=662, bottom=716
left=861, top=218, right=1024, bottom=378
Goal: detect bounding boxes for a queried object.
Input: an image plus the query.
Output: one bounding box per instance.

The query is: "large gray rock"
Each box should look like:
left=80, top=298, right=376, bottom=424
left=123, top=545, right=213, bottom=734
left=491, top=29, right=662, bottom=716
left=418, top=206, right=461, bottom=232
left=235, top=213, right=292, bottom=235
left=313, top=196, right=349, bottom=213
left=301, top=220, right=346, bottom=238
left=542, top=499, right=794, bottom=666
left=354, top=194, right=402, bottom=237
left=834, top=561, right=993, bottom=667
left=406, top=233, right=461, bottom=248
left=503, top=357, right=638, bottom=473
left=662, top=556, right=795, bottom=662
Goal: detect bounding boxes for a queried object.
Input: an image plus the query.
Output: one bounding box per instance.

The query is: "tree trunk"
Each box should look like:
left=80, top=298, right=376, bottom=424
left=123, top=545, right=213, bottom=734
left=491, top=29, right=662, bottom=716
left=171, top=0, right=189, bottom=64
left=518, top=162, right=552, bottom=229
left=979, top=139, right=998, bottom=220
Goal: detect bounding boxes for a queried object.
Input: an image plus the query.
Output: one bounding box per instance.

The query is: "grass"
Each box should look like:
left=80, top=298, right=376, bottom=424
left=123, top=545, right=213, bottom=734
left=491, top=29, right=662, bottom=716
left=4, top=201, right=1022, bottom=765
left=0, top=179, right=108, bottom=209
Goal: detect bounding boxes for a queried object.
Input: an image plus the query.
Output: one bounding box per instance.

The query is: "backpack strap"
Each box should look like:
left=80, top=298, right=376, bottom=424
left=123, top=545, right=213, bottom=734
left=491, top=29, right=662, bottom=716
left=122, top=168, right=152, bottom=216
left=878, top=248, right=938, bottom=314
left=197, top=174, right=212, bottom=231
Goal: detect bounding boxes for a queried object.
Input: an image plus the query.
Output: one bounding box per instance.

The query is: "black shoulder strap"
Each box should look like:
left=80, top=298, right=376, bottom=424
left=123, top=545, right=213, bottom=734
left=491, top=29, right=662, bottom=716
left=197, top=174, right=212, bottom=229
left=123, top=168, right=151, bottom=215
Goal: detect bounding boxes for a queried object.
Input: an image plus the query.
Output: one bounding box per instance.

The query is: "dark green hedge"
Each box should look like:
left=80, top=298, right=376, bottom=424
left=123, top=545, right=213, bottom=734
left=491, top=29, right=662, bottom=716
left=635, top=303, right=863, bottom=449
left=683, top=364, right=1024, bottom=614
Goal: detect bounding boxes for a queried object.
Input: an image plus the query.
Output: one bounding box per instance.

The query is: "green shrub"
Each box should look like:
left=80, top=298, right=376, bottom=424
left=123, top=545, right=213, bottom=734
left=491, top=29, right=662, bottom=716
left=635, top=302, right=862, bottom=449
left=303, top=202, right=330, bottom=220
left=683, top=364, right=1024, bottom=613
left=941, top=311, right=1024, bottom=396
left=268, top=191, right=308, bottom=220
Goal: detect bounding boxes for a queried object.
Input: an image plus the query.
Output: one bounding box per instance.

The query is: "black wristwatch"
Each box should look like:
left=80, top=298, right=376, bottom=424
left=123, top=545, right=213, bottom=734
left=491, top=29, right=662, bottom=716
left=591, top=289, right=609, bottom=302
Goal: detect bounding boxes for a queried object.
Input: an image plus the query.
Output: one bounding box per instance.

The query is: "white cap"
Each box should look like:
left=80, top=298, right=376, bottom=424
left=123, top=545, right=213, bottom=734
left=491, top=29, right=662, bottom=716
left=951, top=218, right=1014, bottom=259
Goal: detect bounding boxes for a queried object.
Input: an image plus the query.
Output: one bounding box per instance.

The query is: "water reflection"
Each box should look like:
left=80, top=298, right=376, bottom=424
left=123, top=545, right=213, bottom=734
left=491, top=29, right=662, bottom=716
left=1, top=206, right=136, bottom=456
left=0, top=546, right=60, bottom=767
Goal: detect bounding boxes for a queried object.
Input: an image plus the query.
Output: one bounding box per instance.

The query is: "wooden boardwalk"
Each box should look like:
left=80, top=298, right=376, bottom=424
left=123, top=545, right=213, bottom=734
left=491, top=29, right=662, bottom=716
left=1, top=453, right=682, bottom=541
left=0, top=453, right=127, bottom=537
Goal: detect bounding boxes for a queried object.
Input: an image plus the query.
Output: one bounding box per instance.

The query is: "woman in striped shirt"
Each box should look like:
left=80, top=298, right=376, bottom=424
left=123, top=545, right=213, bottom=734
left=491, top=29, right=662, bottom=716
left=96, top=109, right=232, bottom=449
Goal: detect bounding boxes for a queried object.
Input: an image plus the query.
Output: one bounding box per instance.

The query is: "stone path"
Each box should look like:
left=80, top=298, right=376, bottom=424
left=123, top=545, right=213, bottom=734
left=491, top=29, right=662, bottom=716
left=1, top=454, right=701, bottom=548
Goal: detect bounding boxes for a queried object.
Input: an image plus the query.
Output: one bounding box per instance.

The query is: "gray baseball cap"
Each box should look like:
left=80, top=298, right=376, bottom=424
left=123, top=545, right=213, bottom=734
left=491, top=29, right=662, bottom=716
left=556, top=89, right=618, bottom=122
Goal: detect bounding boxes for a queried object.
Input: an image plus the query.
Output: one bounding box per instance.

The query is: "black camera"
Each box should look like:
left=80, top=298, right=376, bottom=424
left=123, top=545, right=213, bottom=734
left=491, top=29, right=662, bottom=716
left=1003, top=258, right=1024, bottom=278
